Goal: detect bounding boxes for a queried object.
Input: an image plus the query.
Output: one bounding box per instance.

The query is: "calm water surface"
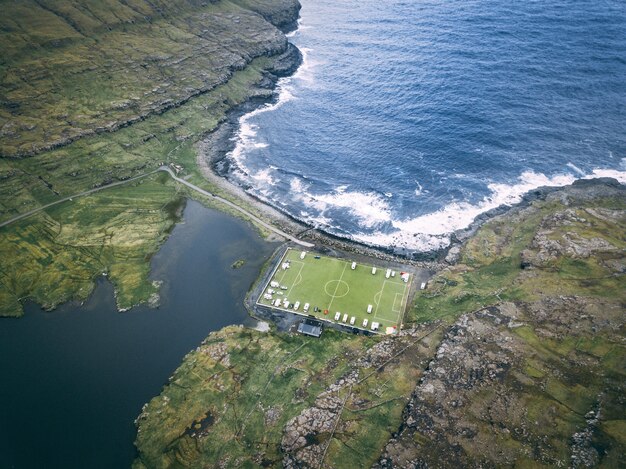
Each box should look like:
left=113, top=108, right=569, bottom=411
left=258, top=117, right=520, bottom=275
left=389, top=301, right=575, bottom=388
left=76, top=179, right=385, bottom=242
left=0, top=201, right=275, bottom=468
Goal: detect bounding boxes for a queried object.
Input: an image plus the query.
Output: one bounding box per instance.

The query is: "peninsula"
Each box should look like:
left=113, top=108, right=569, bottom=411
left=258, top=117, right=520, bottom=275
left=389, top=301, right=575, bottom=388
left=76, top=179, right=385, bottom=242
left=0, top=1, right=624, bottom=469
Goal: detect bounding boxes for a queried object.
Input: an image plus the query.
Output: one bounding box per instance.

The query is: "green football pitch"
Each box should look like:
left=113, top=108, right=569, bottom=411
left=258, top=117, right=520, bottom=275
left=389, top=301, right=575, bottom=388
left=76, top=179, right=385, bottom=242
left=256, top=248, right=412, bottom=334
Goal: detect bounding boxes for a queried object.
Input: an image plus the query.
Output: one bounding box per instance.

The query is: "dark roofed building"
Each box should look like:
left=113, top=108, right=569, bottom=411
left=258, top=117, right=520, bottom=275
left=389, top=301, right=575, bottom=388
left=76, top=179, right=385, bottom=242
left=297, top=319, right=323, bottom=338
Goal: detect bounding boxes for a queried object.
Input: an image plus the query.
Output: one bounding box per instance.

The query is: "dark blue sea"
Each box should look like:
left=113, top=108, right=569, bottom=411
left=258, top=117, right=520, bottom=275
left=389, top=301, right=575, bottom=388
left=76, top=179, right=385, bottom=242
left=224, top=0, right=626, bottom=253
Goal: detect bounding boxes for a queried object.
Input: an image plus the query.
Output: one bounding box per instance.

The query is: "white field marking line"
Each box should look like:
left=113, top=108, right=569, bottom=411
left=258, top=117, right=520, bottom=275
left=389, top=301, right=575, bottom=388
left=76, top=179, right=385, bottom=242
left=397, top=276, right=412, bottom=327
left=373, top=291, right=382, bottom=307
left=373, top=280, right=405, bottom=323
left=276, top=251, right=303, bottom=288
left=286, top=260, right=305, bottom=298
left=373, top=281, right=388, bottom=318
left=256, top=248, right=289, bottom=307
left=392, top=292, right=403, bottom=313
left=327, top=262, right=348, bottom=311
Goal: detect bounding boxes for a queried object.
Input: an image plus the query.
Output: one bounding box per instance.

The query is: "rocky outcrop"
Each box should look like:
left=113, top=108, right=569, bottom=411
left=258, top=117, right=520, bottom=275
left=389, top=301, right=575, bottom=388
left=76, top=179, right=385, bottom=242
left=281, top=326, right=439, bottom=468
left=376, top=297, right=624, bottom=468
left=521, top=207, right=625, bottom=269
left=376, top=180, right=626, bottom=468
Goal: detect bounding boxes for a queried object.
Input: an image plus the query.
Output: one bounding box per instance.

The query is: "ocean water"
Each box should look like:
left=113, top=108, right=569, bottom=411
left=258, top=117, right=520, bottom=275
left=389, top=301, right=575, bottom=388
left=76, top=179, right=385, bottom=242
left=225, top=0, right=626, bottom=253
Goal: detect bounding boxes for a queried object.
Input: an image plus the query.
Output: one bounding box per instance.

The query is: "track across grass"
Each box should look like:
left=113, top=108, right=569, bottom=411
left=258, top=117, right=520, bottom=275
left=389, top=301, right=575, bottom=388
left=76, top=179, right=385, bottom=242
left=256, top=248, right=412, bottom=333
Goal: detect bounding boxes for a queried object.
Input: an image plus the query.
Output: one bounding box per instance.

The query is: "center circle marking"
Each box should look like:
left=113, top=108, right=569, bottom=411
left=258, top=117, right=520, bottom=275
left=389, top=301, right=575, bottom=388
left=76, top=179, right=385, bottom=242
left=324, top=280, right=349, bottom=298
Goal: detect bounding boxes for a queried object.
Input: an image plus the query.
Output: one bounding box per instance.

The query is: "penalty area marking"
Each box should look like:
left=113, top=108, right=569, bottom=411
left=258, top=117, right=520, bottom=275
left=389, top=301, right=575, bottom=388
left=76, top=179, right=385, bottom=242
left=392, top=292, right=403, bottom=313
left=286, top=260, right=305, bottom=298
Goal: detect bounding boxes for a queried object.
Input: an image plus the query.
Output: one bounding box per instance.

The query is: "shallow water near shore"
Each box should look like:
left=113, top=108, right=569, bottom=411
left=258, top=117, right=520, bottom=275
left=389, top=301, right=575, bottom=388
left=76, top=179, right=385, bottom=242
left=0, top=200, right=275, bottom=469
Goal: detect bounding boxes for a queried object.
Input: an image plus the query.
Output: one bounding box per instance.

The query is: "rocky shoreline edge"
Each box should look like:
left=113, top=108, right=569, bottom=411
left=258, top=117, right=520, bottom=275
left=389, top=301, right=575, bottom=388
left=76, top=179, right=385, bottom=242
left=195, top=44, right=625, bottom=270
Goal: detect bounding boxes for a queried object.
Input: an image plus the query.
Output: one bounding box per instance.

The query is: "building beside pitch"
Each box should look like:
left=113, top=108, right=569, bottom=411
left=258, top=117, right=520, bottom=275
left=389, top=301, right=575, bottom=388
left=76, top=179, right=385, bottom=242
left=297, top=319, right=323, bottom=338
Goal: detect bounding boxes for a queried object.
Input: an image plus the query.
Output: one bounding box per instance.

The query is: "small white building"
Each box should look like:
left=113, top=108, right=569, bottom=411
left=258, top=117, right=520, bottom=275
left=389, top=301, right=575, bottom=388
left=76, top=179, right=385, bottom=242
left=351, top=261, right=357, bottom=270
left=303, top=303, right=310, bottom=313
left=371, top=267, right=377, bottom=275
left=282, top=262, right=290, bottom=270
left=334, top=312, right=341, bottom=321
left=263, top=294, right=272, bottom=300
left=294, top=301, right=300, bottom=311
left=300, top=251, right=306, bottom=260
left=270, top=281, right=279, bottom=288
left=385, top=269, right=391, bottom=279
left=420, top=282, right=427, bottom=290
left=283, top=299, right=289, bottom=308
left=350, top=316, right=356, bottom=325
left=371, top=322, right=380, bottom=331
left=367, top=304, right=373, bottom=314
left=274, top=299, right=281, bottom=307
left=342, top=313, right=348, bottom=323
left=362, top=319, right=368, bottom=328
left=391, top=271, right=396, bottom=277
left=401, top=272, right=410, bottom=283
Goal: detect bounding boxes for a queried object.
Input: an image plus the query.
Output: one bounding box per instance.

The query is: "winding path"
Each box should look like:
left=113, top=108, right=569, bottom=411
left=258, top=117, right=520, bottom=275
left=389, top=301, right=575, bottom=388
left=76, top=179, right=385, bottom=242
left=159, top=167, right=314, bottom=247
left=0, top=169, right=160, bottom=229
left=0, top=166, right=314, bottom=248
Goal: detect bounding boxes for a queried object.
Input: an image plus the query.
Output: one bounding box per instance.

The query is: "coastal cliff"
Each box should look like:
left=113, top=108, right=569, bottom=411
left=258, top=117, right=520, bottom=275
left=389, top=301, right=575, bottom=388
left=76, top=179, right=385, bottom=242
left=0, top=0, right=300, bottom=158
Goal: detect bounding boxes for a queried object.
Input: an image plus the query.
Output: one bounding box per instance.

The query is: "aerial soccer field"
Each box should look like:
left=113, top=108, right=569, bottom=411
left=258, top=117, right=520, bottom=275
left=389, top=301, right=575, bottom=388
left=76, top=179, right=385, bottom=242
left=256, top=248, right=412, bottom=333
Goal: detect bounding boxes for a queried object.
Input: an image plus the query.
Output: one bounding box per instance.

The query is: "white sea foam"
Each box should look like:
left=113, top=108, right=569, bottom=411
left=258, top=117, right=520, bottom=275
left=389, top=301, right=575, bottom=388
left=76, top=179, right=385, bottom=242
left=414, top=180, right=424, bottom=196
left=293, top=47, right=317, bottom=85
left=587, top=167, right=626, bottom=183
left=251, top=167, right=276, bottom=186
left=345, top=167, right=626, bottom=252
left=566, top=162, right=586, bottom=176
left=314, top=190, right=391, bottom=228
left=286, top=177, right=392, bottom=229
left=227, top=39, right=315, bottom=184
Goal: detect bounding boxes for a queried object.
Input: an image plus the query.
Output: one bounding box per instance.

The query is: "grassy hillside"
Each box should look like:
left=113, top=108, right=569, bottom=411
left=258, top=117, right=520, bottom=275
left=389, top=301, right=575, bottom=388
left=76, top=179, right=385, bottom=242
left=0, top=0, right=298, bottom=157
left=0, top=0, right=300, bottom=316
left=133, top=325, right=442, bottom=469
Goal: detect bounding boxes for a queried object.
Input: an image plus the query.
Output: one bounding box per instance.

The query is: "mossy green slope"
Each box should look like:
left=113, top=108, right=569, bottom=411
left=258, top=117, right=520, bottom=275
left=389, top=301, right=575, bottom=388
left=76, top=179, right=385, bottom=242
left=133, top=325, right=441, bottom=468
left=0, top=173, right=183, bottom=316
left=0, top=0, right=298, bottom=157
left=0, top=0, right=300, bottom=316
left=409, top=182, right=625, bottom=325
left=378, top=180, right=625, bottom=467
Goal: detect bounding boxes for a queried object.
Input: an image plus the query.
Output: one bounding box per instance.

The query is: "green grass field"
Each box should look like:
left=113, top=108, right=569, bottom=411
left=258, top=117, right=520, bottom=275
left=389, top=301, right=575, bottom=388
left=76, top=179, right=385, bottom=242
left=257, top=248, right=411, bottom=333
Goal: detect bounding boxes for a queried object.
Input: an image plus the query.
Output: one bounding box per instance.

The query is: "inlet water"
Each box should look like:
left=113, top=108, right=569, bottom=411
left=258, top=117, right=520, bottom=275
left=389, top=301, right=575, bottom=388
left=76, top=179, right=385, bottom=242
left=0, top=201, right=275, bottom=469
